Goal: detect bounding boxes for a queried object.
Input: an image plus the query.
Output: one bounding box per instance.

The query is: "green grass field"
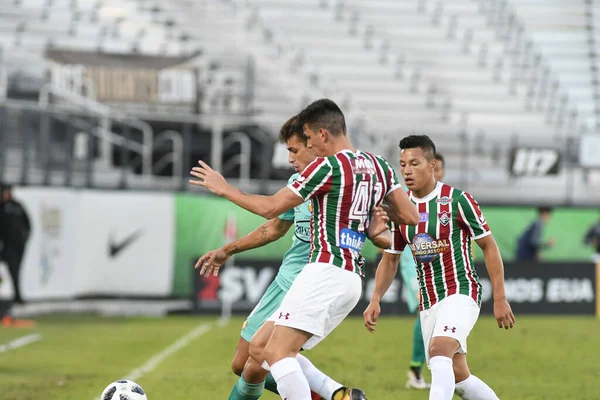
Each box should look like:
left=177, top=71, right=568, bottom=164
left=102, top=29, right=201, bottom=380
left=0, top=314, right=597, bottom=400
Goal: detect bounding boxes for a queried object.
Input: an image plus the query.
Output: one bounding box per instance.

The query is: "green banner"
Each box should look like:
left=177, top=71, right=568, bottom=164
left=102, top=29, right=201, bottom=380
left=173, top=193, right=597, bottom=296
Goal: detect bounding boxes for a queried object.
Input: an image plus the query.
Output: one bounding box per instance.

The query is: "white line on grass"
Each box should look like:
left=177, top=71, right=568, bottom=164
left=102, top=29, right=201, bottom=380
left=0, top=333, right=43, bottom=353
left=126, top=322, right=213, bottom=381
left=92, top=322, right=219, bottom=400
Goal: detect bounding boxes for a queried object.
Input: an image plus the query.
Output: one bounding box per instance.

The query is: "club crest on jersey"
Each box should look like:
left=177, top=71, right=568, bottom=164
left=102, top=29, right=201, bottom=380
left=409, top=233, right=451, bottom=263
left=339, top=228, right=366, bottom=252
left=438, top=212, right=451, bottom=226
left=437, top=196, right=453, bottom=205
left=350, top=158, right=376, bottom=175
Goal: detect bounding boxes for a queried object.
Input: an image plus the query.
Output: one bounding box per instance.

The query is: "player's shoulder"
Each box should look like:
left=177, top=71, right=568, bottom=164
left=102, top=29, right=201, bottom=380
left=360, top=151, right=391, bottom=166
left=442, top=184, right=480, bottom=206
left=310, top=156, right=333, bottom=169
left=287, top=172, right=300, bottom=185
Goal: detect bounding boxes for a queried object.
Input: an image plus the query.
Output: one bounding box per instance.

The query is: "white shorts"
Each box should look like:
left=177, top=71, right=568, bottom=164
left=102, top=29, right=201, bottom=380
left=420, top=294, right=480, bottom=367
left=267, top=262, right=362, bottom=350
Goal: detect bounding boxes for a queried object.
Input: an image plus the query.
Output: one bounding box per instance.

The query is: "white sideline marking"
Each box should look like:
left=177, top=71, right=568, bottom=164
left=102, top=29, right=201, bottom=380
left=0, top=333, right=43, bottom=353
left=127, top=322, right=213, bottom=381
left=92, top=322, right=218, bottom=400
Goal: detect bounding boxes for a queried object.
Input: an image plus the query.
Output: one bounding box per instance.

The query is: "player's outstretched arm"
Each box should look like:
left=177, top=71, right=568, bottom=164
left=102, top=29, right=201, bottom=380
left=190, top=161, right=304, bottom=219
left=364, top=252, right=400, bottom=333
left=384, top=188, right=420, bottom=226
left=196, top=218, right=294, bottom=276
left=476, top=234, right=516, bottom=330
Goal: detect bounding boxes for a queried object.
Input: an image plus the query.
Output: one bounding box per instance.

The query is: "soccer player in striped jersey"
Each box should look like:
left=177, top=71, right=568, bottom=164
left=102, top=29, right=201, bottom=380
left=197, top=115, right=369, bottom=400
left=395, top=152, right=446, bottom=390
left=364, top=135, right=515, bottom=400
left=190, top=99, right=420, bottom=400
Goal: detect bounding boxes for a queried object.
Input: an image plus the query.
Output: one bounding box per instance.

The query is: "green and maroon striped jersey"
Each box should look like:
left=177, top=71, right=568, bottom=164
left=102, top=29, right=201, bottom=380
left=288, top=149, right=403, bottom=276
left=387, top=182, right=490, bottom=310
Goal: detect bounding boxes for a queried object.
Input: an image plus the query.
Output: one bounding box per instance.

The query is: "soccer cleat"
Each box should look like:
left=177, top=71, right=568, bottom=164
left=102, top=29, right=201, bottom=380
left=404, top=369, right=430, bottom=390
left=331, top=386, right=367, bottom=400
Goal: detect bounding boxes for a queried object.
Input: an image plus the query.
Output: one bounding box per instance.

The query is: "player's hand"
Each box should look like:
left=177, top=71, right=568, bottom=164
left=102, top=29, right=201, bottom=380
left=195, top=248, right=230, bottom=277
left=363, top=301, right=381, bottom=334
left=189, top=161, right=229, bottom=196
left=494, top=298, right=515, bottom=329
left=367, top=206, right=390, bottom=239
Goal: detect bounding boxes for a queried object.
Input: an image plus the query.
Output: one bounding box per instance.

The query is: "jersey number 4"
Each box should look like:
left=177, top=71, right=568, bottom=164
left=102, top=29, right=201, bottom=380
left=350, top=181, right=383, bottom=231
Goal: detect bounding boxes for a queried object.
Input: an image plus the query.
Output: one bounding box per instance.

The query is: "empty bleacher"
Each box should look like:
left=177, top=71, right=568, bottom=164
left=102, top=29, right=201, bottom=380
left=0, top=0, right=598, bottom=204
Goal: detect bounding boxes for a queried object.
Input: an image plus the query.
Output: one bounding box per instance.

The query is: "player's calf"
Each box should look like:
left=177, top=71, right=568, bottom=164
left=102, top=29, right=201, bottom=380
left=452, top=353, right=471, bottom=383
left=232, top=337, right=251, bottom=376
left=242, top=356, right=270, bottom=385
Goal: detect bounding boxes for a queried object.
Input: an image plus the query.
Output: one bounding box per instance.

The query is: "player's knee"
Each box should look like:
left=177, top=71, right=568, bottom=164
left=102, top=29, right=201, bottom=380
left=248, top=340, right=266, bottom=363
left=231, top=359, right=245, bottom=376
left=429, top=337, right=460, bottom=358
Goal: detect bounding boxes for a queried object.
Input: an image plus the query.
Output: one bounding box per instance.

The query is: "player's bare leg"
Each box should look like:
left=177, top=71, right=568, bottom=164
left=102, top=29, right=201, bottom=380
left=247, top=321, right=275, bottom=373
left=452, top=354, right=499, bottom=400
left=250, top=322, right=362, bottom=400
left=232, top=337, right=251, bottom=376
left=247, top=321, right=280, bottom=394
left=261, top=325, right=312, bottom=400
left=428, top=336, right=460, bottom=400
left=229, top=323, right=280, bottom=400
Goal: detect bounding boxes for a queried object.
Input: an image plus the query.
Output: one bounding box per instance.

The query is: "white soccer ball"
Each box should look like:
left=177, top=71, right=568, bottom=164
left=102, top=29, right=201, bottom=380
left=101, top=380, right=148, bottom=400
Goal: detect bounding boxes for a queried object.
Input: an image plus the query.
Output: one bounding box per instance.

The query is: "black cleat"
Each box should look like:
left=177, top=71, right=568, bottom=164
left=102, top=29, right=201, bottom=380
left=331, top=386, right=368, bottom=400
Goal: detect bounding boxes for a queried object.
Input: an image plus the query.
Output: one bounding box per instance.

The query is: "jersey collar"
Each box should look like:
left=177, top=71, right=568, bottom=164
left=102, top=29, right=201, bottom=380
left=410, top=181, right=443, bottom=203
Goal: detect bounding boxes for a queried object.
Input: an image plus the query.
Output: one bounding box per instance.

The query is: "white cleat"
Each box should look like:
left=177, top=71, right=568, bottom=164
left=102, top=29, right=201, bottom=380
left=404, top=370, right=431, bottom=390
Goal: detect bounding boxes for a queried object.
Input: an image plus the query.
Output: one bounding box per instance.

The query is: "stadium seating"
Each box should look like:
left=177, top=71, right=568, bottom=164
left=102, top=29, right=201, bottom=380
left=506, top=0, right=599, bottom=130
left=0, top=0, right=597, bottom=203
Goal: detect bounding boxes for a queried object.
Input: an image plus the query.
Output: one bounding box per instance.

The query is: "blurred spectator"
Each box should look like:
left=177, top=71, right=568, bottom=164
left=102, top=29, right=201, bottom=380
left=515, top=206, right=555, bottom=262
left=583, top=211, right=600, bottom=263
left=0, top=184, right=34, bottom=327
left=434, top=153, right=445, bottom=182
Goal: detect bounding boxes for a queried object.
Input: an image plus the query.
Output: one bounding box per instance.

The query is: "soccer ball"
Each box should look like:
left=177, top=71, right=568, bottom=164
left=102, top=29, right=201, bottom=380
left=101, top=380, right=147, bottom=400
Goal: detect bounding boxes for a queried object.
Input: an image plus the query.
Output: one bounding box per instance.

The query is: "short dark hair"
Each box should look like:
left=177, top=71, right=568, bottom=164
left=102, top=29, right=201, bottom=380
left=538, top=206, right=553, bottom=215
left=399, top=135, right=437, bottom=160
left=278, top=115, right=306, bottom=144
left=297, top=98, right=346, bottom=136
left=435, top=153, right=445, bottom=166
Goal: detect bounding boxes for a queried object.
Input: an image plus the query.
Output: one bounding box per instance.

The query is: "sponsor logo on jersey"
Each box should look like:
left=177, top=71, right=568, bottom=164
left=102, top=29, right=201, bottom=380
left=308, top=202, right=313, bottom=213
left=294, top=222, right=311, bottom=242
left=439, top=212, right=451, bottom=226
left=419, top=212, right=429, bottom=222
left=340, top=228, right=366, bottom=252
left=350, top=158, right=376, bottom=175
left=437, top=196, right=453, bottom=205
left=409, top=233, right=451, bottom=263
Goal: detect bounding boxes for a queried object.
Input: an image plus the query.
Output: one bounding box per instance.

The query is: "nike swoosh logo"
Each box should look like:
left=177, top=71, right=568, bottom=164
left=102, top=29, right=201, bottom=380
left=109, top=228, right=145, bottom=258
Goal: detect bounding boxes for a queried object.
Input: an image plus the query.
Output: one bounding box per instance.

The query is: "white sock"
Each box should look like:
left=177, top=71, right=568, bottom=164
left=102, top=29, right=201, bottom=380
left=270, top=357, right=312, bottom=400
left=429, top=356, right=455, bottom=400
left=296, top=353, right=343, bottom=399
left=455, top=375, right=499, bottom=400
